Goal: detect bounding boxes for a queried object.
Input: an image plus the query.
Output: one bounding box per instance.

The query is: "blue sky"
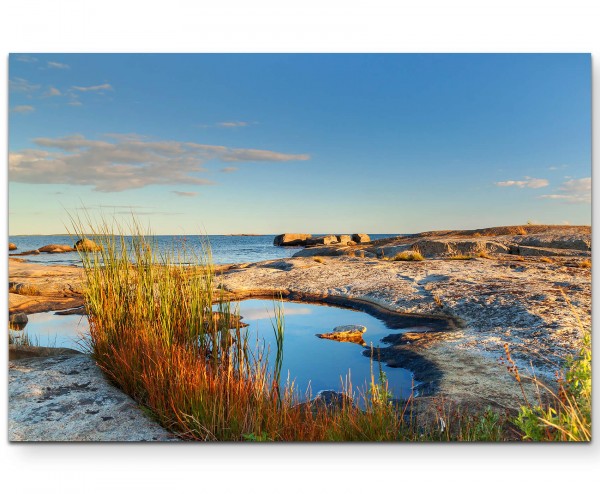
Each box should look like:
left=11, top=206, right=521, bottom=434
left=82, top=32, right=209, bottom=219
left=8, top=54, right=591, bottom=235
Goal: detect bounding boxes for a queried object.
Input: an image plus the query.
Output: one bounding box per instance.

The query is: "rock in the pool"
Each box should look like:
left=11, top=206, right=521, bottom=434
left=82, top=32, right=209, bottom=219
left=316, top=324, right=367, bottom=345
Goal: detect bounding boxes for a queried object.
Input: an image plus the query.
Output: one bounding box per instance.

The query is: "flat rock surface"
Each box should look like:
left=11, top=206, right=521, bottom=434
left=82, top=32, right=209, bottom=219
left=8, top=259, right=85, bottom=314
left=9, top=354, right=177, bottom=442
left=219, top=251, right=590, bottom=411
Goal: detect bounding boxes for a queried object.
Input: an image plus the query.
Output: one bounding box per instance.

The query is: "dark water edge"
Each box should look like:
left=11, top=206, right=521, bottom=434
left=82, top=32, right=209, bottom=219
left=9, top=234, right=400, bottom=266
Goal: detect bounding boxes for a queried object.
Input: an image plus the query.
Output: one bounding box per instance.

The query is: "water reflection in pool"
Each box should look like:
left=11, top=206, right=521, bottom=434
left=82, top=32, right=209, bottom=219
left=9, top=299, right=440, bottom=400
left=9, top=311, right=89, bottom=350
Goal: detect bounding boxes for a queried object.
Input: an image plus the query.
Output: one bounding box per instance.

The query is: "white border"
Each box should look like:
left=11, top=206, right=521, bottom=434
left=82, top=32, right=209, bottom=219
left=1, top=1, right=598, bottom=492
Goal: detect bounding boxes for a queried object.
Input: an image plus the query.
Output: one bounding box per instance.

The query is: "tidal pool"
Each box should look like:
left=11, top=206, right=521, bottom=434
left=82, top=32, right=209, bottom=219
left=9, top=299, right=444, bottom=401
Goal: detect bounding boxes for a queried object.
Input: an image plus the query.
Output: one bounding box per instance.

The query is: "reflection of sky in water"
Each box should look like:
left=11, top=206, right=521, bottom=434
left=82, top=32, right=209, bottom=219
left=230, top=300, right=419, bottom=400
left=10, top=300, right=435, bottom=400
left=10, top=312, right=89, bottom=350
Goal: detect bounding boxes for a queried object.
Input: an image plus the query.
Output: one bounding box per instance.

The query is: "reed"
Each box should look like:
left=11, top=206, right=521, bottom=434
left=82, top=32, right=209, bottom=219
left=70, top=217, right=422, bottom=441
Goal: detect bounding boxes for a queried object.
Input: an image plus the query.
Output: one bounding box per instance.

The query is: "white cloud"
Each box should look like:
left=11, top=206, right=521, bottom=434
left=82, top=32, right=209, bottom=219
left=495, top=177, right=549, bottom=189
left=9, top=77, right=40, bottom=93
left=45, top=87, right=61, bottom=97
left=9, top=134, right=310, bottom=192
left=220, top=166, right=239, bottom=173
left=11, top=105, right=35, bottom=113
left=15, top=55, right=38, bottom=63
left=172, top=191, right=198, bottom=197
left=540, top=177, right=591, bottom=204
left=218, top=121, right=249, bottom=128
left=47, top=61, right=70, bottom=69
left=71, top=83, right=113, bottom=92
left=68, top=101, right=83, bottom=106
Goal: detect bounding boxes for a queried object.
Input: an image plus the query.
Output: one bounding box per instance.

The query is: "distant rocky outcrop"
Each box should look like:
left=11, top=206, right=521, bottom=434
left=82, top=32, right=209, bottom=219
left=273, top=233, right=312, bottom=246
left=74, top=238, right=102, bottom=252
left=352, top=233, right=370, bottom=244
left=305, top=235, right=338, bottom=246
left=9, top=243, right=17, bottom=251
left=10, top=250, right=40, bottom=256
left=39, top=244, right=75, bottom=254
left=274, top=233, right=372, bottom=248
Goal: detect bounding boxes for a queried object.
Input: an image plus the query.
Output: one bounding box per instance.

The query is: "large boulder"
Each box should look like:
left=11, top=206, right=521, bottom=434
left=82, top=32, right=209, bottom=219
left=352, top=233, right=370, bottom=244
left=412, top=239, right=509, bottom=258
left=273, top=233, right=312, bottom=246
left=74, top=238, right=102, bottom=252
left=39, top=244, right=75, bottom=254
left=305, top=235, right=338, bottom=246
left=336, top=234, right=352, bottom=245
left=316, top=324, right=367, bottom=345
left=9, top=243, right=17, bottom=251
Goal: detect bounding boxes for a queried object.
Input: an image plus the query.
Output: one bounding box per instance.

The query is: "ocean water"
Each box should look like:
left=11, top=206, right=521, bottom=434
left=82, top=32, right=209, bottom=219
left=8, top=233, right=398, bottom=266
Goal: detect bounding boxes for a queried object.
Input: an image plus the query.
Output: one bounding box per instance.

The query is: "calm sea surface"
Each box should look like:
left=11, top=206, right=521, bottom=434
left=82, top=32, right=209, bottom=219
left=8, top=234, right=398, bottom=266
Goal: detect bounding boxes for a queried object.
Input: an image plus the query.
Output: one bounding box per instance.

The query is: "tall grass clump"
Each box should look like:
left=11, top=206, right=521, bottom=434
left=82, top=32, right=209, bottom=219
left=71, top=218, right=423, bottom=441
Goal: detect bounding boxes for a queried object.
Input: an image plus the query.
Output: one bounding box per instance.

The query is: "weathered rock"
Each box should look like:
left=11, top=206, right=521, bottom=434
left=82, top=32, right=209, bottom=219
left=10, top=249, right=40, bottom=256
left=377, top=244, right=412, bottom=258
left=39, top=244, right=75, bottom=253
left=292, top=246, right=349, bottom=258
left=74, top=238, right=102, bottom=252
left=512, top=234, right=591, bottom=252
left=317, top=324, right=367, bottom=345
left=8, top=282, right=40, bottom=296
left=9, top=242, right=17, bottom=251
left=305, top=235, right=338, bottom=246
left=352, top=233, right=370, bottom=244
left=515, top=245, right=591, bottom=257
left=412, top=239, right=509, bottom=258
left=273, top=233, right=312, bottom=246
left=9, top=354, right=177, bottom=441
left=9, top=312, right=28, bottom=326
left=9, top=344, right=82, bottom=361
left=336, top=234, right=353, bottom=245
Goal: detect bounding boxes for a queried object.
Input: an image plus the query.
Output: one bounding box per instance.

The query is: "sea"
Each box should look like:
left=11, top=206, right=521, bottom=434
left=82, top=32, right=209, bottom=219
left=8, top=234, right=398, bottom=266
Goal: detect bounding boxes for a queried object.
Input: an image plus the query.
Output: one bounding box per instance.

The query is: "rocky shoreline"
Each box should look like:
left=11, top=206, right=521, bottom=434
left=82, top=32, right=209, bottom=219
left=7, top=225, right=592, bottom=439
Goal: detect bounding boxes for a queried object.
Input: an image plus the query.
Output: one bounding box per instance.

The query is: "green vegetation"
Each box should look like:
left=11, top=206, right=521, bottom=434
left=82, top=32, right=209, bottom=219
left=511, top=294, right=591, bottom=441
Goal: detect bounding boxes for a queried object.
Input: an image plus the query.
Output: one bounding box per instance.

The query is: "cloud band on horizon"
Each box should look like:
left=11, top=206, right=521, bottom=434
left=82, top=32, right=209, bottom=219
left=8, top=134, right=310, bottom=192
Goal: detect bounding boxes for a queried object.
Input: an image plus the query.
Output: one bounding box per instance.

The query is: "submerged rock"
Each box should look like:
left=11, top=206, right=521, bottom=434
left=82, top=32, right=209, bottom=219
left=317, top=324, right=367, bottom=345
left=39, top=244, right=75, bottom=253
left=273, top=233, right=312, bottom=246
